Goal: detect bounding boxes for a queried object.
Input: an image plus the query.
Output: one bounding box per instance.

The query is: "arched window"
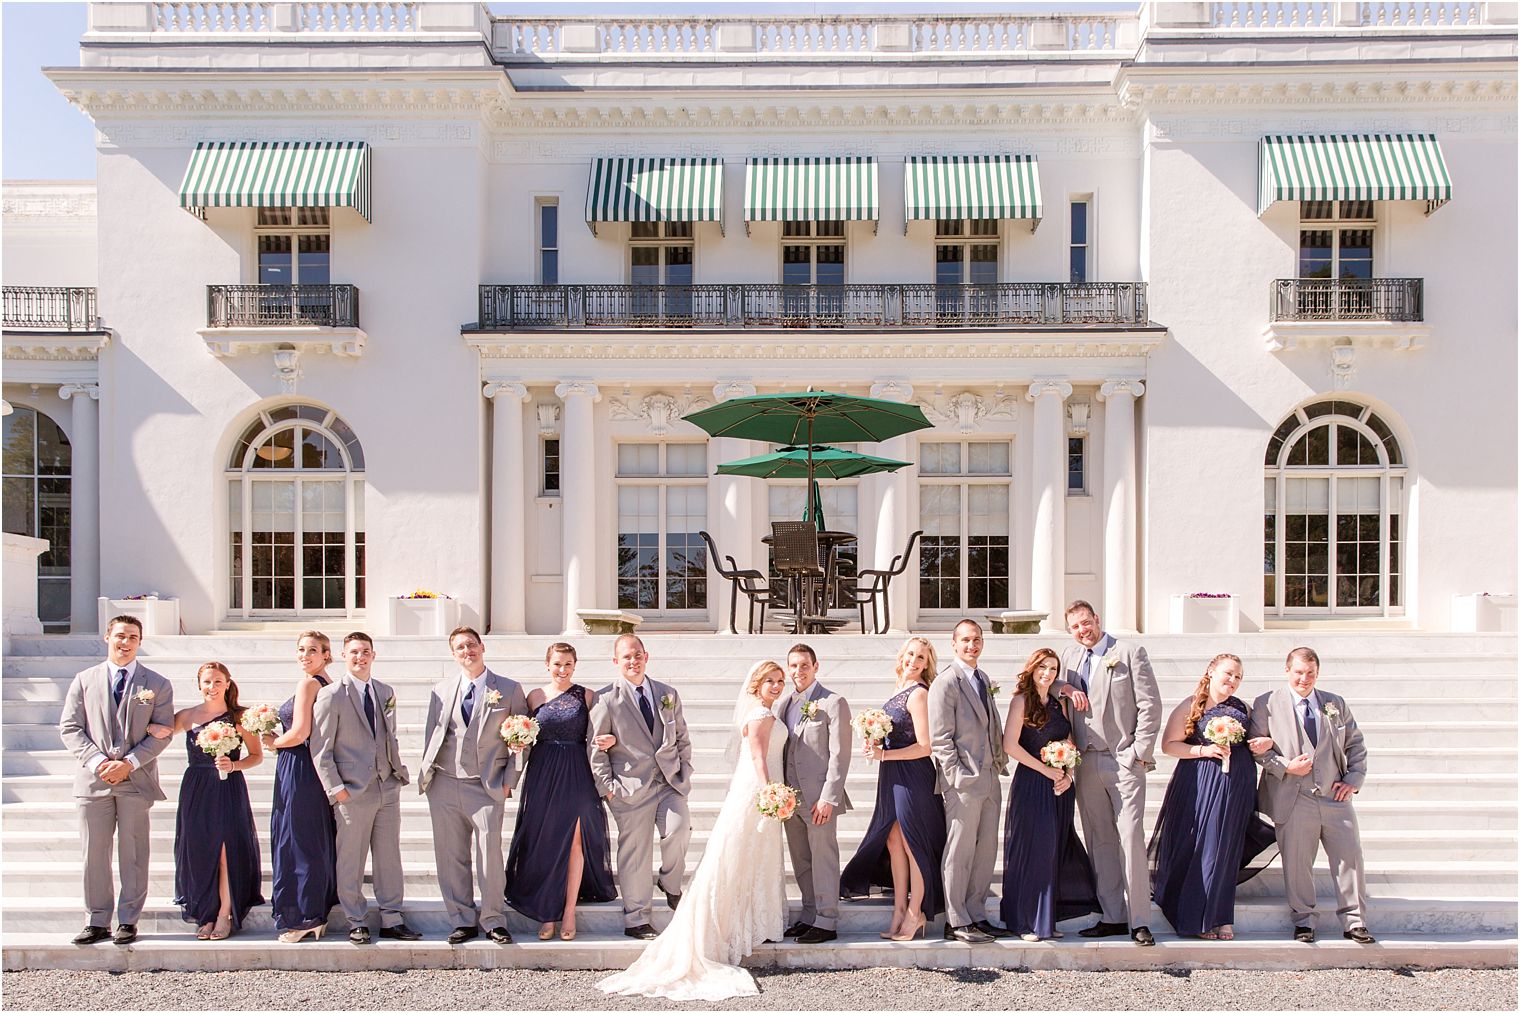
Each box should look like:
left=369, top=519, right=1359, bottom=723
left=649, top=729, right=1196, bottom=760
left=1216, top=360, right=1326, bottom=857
left=2, top=406, right=71, bottom=631
left=226, top=404, right=365, bottom=616
left=1263, top=399, right=1406, bottom=615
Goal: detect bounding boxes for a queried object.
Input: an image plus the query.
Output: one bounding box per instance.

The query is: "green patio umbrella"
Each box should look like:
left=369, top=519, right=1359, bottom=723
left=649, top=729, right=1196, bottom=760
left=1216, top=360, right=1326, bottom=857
left=714, top=445, right=912, bottom=531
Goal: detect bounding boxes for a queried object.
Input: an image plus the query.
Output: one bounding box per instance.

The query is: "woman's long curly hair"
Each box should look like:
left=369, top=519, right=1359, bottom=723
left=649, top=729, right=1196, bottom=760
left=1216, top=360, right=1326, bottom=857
left=1016, top=647, right=1062, bottom=728
left=198, top=661, right=246, bottom=727
left=1183, top=653, right=1243, bottom=737
left=894, top=636, right=937, bottom=688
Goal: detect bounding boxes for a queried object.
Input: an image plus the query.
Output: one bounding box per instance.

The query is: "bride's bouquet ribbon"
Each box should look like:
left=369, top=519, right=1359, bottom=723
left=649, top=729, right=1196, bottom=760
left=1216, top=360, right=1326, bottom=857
left=1202, top=715, right=1246, bottom=773
left=195, top=720, right=242, bottom=780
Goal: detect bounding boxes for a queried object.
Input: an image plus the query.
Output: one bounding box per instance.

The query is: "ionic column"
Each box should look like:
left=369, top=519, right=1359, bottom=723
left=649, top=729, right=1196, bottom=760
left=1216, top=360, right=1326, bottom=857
left=1098, top=379, right=1144, bottom=633
left=485, top=382, right=530, bottom=634
left=711, top=381, right=757, bottom=633
left=59, top=383, right=101, bottom=633
left=1026, top=380, right=1072, bottom=631
left=871, top=381, right=914, bottom=633
left=555, top=381, right=601, bottom=634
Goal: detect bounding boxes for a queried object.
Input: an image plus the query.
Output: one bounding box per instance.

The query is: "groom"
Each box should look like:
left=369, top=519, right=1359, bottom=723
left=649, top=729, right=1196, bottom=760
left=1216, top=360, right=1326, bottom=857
left=589, top=633, right=693, bottom=940
left=58, top=615, right=175, bottom=945
left=775, top=643, right=852, bottom=945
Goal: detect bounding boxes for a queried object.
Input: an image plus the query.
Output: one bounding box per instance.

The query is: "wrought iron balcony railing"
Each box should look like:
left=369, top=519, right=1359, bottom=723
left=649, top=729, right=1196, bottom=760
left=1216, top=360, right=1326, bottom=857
left=207, top=284, right=360, bottom=328
left=1270, top=278, right=1423, bottom=323
left=2, top=286, right=100, bottom=331
left=476, top=282, right=1148, bottom=330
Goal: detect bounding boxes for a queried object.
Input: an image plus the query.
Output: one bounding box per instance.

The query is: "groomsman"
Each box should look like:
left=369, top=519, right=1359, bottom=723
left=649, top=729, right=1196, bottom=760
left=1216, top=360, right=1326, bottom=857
left=775, top=643, right=852, bottom=945
left=418, top=626, right=528, bottom=945
left=1250, top=646, right=1374, bottom=944
left=1059, top=600, right=1162, bottom=946
left=58, top=616, right=175, bottom=945
left=928, top=619, right=1010, bottom=942
left=589, top=633, right=693, bottom=940
left=312, top=632, right=419, bottom=944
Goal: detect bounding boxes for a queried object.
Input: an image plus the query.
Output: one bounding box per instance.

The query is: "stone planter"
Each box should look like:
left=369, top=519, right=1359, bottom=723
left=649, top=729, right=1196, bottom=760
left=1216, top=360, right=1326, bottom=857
left=1451, top=594, right=1517, bottom=633
left=576, top=609, right=643, bottom=636
left=97, top=595, right=180, bottom=636
left=388, top=596, right=460, bottom=636
left=4, top=534, right=48, bottom=644
left=1169, top=594, right=1238, bottom=634
left=989, top=610, right=1048, bottom=634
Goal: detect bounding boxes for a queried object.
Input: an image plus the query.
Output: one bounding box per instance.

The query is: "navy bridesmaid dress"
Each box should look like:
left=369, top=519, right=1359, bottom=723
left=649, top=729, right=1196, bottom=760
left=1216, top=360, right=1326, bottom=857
left=172, top=712, right=265, bottom=929
left=839, top=684, right=946, bottom=919
left=268, top=675, right=338, bottom=932
left=1150, top=696, right=1278, bottom=936
left=504, top=685, right=616, bottom=921
left=999, top=697, right=1099, bottom=937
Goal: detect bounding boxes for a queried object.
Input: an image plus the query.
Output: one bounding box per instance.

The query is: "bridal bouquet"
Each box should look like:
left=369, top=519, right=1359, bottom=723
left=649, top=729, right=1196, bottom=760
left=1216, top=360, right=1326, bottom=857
left=852, top=708, right=893, bottom=758
left=195, top=721, right=242, bottom=780
left=1202, top=715, right=1246, bottom=773
left=240, top=703, right=282, bottom=738
left=755, top=782, right=799, bottom=822
left=499, top=714, right=540, bottom=749
left=1040, top=738, right=1081, bottom=775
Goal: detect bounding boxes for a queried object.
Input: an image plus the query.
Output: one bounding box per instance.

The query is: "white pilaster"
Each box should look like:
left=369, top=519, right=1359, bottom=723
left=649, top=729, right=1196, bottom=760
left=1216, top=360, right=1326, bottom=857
left=870, top=380, right=915, bottom=633
left=555, top=381, right=601, bottom=634
left=485, top=382, right=530, bottom=634
left=59, top=383, right=101, bottom=633
left=1026, top=380, right=1072, bottom=631
left=711, top=381, right=757, bottom=633
left=1098, top=379, right=1144, bottom=633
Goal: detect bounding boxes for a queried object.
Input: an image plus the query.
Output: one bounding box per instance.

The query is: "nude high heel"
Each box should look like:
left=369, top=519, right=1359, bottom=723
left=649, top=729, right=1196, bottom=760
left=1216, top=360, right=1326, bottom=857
left=208, top=913, right=234, bottom=940
left=560, top=923, right=577, bottom=941
left=889, top=910, right=926, bottom=941
left=537, top=922, right=556, bottom=940
left=879, top=912, right=906, bottom=939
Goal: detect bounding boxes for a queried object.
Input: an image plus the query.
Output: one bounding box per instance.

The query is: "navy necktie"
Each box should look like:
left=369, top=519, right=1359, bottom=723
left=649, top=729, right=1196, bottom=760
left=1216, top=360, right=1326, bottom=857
left=974, top=670, right=992, bottom=715
left=363, top=686, right=377, bottom=736
left=1076, top=650, right=1092, bottom=694
left=461, top=680, right=476, bottom=727
left=112, top=668, right=127, bottom=707
left=638, top=687, right=656, bottom=736
left=1301, top=698, right=1318, bottom=747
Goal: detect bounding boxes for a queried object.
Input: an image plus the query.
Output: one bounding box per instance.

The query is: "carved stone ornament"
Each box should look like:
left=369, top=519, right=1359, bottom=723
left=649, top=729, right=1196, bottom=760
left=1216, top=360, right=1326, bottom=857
left=1331, top=346, right=1357, bottom=390
left=912, top=389, right=1018, bottom=435
left=609, top=391, right=714, bottom=436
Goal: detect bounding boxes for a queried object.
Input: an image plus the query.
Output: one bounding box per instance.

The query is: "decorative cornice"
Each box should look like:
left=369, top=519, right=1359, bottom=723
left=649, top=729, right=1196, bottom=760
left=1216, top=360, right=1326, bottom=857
left=1025, top=379, right=1074, bottom=401
left=609, top=390, right=713, bottom=435
left=914, top=389, right=1019, bottom=434
left=1121, top=74, right=1516, bottom=112
left=1263, top=320, right=1427, bottom=353
left=198, top=327, right=365, bottom=358
left=1097, top=379, right=1145, bottom=401
left=869, top=380, right=914, bottom=403
left=3, top=333, right=111, bottom=361
left=714, top=380, right=757, bottom=401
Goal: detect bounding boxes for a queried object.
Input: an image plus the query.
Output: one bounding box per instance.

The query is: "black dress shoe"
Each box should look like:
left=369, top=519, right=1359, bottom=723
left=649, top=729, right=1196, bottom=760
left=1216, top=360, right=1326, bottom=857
left=447, top=926, right=479, bottom=945
left=663, top=889, right=681, bottom=912
left=349, top=927, right=371, bottom=945
left=797, top=926, right=837, bottom=944
left=947, top=924, right=994, bottom=943
left=112, top=924, right=137, bottom=945
left=1078, top=920, right=1129, bottom=938
left=1293, top=926, right=1315, bottom=943
left=624, top=924, right=658, bottom=940
left=1130, top=926, right=1155, bottom=947
left=72, top=925, right=111, bottom=945
left=783, top=920, right=811, bottom=938
left=1343, top=927, right=1376, bottom=944
left=974, top=919, right=1012, bottom=939
left=379, top=923, right=422, bottom=941
left=488, top=927, right=514, bottom=945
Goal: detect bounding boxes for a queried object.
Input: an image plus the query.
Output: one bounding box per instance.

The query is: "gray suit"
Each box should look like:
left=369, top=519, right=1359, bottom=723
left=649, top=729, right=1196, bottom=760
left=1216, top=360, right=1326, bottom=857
left=418, top=668, right=528, bottom=932
left=312, top=673, right=411, bottom=929
left=58, top=660, right=174, bottom=928
left=589, top=677, right=693, bottom=928
left=1250, top=686, right=1369, bottom=931
left=928, top=661, right=1007, bottom=928
left=776, top=683, right=853, bottom=931
left=1060, top=635, right=1161, bottom=927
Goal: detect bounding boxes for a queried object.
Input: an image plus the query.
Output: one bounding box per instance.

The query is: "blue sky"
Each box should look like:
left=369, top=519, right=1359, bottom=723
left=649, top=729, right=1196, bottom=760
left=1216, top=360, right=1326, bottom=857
left=3, top=1, right=1138, bottom=181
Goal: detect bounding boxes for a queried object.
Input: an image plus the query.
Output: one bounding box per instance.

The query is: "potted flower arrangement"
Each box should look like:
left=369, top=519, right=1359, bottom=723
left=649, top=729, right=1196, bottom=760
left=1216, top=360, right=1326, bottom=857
left=387, top=589, right=460, bottom=636
left=1168, top=592, right=1238, bottom=634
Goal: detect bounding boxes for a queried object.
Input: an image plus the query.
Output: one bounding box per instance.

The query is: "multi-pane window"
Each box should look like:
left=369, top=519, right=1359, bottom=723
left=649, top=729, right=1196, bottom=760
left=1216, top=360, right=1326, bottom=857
left=1299, top=201, right=1374, bottom=279
left=1069, top=199, right=1091, bottom=283
left=257, top=207, right=331, bottom=285
left=1264, top=400, right=1404, bottom=615
left=616, top=443, right=707, bottom=612
left=227, top=404, right=365, bottom=615
left=629, top=221, right=694, bottom=320
left=1067, top=436, right=1087, bottom=494
left=2, top=406, right=71, bottom=631
left=935, top=219, right=999, bottom=322
left=537, top=201, right=559, bottom=285
left=542, top=438, right=561, bottom=495
left=782, top=220, right=846, bottom=322
left=919, top=441, right=1011, bottom=611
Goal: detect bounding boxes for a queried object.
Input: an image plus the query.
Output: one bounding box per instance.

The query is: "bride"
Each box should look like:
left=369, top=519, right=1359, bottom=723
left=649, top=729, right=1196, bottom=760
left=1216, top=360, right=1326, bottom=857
left=598, top=660, right=789, bottom=1001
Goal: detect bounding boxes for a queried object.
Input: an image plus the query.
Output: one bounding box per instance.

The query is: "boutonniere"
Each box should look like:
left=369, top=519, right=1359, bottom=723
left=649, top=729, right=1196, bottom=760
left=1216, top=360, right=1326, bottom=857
left=660, top=694, right=675, bottom=712
left=134, top=689, right=155, bottom=705
left=986, top=681, right=1001, bottom=698
left=1322, top=702, right=1340, bottom=724
left=484, top=689, right=502, bottom=707
left=1102, top=654, right=1120, bottom=671
left=799, top=700, right=819, bottom=720
left=383, top=695, right=396, bottom=716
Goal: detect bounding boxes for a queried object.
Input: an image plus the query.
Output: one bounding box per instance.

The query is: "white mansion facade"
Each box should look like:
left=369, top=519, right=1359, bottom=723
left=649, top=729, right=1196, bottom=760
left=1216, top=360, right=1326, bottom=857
left=2, top=2, right=1515, bottom=637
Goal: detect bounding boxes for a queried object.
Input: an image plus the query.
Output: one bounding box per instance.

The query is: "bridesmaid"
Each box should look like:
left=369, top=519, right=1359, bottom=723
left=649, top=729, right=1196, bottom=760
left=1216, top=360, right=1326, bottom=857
left=261, top=631, right=339, bottom=942
left=165, top=662, right=265, bottom=940
left=998, top=647, right=1098, bottom=942
left=838, top=636, right=946, bottom=941
left=1151, top=653, right=1275, bottom=940
left=504, top=642, right=617, bottom=940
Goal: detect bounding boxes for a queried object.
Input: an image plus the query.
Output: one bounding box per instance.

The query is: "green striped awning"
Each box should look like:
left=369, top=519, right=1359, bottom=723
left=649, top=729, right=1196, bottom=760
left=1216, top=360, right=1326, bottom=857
left=178, top=141, right=372, bottom=222
left=744, top=157, right=879, bottom=230
left=585, top=157, right=725, bottom=234
left=1258, top=134, right=1452, bottom=216
left=904, top=155, right=1043, bottom=233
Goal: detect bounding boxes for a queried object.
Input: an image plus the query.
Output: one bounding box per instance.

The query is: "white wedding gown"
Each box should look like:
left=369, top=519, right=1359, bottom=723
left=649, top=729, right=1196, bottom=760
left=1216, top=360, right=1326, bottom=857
left=597, top=704, right=786, bottom=1001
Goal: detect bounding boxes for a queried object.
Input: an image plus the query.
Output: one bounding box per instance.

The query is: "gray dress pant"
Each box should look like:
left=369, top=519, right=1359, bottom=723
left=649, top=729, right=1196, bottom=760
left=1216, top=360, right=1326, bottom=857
left=941, top=785, right=1001, bottom=928
left=607, top=781, right=690, bottom=928
left=79, top=789, right=154, bottom=926
left=426, top=773, right=507, bottom=932
left=333, top=779, right=406, bottom=929
left=1073, top=750, right=1150, bottom=926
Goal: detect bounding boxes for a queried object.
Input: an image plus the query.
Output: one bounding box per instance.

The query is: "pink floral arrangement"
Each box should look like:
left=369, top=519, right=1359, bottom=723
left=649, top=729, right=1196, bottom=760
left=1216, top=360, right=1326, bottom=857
left=1040, top=738, right=1081, bottom=773
left=498, top=714, right=540, bottom=748
left=1203, top=715, right=1246, bottom=773
left=399, top=589, right=450, bottom=599
left=851, top=708, right=893, bottom=744
left=240, top=703, right=282, bottom=737
left=1187, top=592, right=1233, bottom=599
left=755, top=782, right=799, bottom=822
left=195, top=721, right=241, bottom=780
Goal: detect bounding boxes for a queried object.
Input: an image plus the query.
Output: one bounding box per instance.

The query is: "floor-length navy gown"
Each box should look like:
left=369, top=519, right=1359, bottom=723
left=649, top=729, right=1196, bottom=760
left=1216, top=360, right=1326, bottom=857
left=269, top=675, right=338, bottom=932
left=173, top=712, right=265, bottom=929
left=1150, top=696, right=1277, bottom=936
left=504, top=685, right=616, bottom=921
left=999, top=697, right=1099, bottom=937
left=839, top=684, right=946, bottom=919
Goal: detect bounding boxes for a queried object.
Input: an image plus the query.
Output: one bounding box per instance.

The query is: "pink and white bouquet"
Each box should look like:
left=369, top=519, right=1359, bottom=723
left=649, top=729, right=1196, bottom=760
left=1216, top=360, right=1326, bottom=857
left=498, top=714, right=540, bottom=749
left=755, top=781, right=799, bottom=822
left=195, top=721, right=242, bottom=780
left=1202, top=715, right=1246, bottom=773
left=240, top=703, right=282, bottom=738
left=1040, top=738, right=1081, bottom=775
left=852, top=708, right=893, bottom=758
